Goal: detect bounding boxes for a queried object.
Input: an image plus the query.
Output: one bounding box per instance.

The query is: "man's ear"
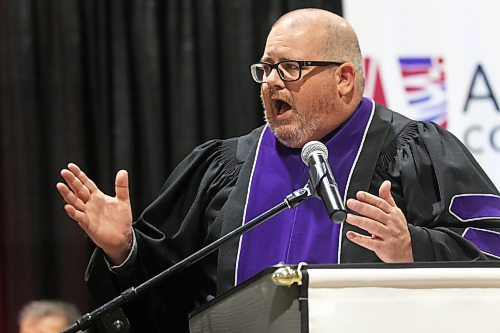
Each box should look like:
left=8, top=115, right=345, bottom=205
left=336, top=63, right=355, bottom=97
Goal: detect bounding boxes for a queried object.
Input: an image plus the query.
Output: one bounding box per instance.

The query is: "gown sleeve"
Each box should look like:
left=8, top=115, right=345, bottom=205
left=374, top=121, right=500, bottom=262
left=84, top=138, right=242, bottom=333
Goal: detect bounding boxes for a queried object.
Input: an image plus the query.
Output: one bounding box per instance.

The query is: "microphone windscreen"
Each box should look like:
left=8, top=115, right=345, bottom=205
left=301, top=141, right=328, bottom=165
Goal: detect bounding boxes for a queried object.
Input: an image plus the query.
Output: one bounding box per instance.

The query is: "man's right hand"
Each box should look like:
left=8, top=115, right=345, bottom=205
left=56, top=163, right=133, bottom=265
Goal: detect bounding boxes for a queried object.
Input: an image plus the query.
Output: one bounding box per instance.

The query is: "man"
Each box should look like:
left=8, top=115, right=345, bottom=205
left=18, top=300, right=82, bottom=333
left=57, top=8, right=499, bottom=332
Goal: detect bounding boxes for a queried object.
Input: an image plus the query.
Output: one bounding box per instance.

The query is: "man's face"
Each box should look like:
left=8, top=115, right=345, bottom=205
left=260, top=22, right=341, bottom=148
left=19, top=315, right=68, bottom=333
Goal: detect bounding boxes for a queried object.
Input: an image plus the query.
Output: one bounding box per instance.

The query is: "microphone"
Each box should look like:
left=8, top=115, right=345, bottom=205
left=301, top=141, right=347, bottom=224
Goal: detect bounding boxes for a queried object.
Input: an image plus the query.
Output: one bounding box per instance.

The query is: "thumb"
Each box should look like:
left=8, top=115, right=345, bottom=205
left=379, top=180, right=396, bottom=207
left=115, top=170, right=130, bottom=203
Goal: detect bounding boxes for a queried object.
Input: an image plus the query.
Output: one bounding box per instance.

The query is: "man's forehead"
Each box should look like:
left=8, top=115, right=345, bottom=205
left=267, top=21, right=312, bottom=42
left=262, top=24, right=322, bottom=61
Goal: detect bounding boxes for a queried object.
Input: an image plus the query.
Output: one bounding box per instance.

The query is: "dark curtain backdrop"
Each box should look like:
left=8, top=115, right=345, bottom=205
left=0, top=0, right=342, bottom=331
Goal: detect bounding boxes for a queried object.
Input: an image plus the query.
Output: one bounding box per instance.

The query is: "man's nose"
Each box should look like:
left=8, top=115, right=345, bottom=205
left=265, top=68, right=285, bottom=88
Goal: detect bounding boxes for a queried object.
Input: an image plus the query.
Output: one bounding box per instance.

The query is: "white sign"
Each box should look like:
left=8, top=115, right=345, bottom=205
left=344, top=0, right=500, bottom=189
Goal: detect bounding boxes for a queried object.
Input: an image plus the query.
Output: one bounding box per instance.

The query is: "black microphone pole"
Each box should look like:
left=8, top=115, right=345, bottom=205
left=62, top=185, right=313, bottom=333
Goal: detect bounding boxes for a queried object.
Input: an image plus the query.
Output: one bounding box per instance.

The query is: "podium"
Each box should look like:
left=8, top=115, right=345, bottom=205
left=189, top=262, right=500, bottom=333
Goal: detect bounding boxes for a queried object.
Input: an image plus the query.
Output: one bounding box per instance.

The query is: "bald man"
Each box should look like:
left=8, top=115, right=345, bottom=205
left=18, top=300, right=82, bottom=333
left=57, top=8, right=499, bottom=332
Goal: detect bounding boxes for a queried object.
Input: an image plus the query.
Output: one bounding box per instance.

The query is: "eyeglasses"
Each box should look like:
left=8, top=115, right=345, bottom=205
left=250, top=60, right=344, bottom=83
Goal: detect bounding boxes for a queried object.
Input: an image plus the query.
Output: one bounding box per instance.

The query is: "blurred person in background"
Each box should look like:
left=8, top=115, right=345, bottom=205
left=18, top=300, right=83, bottom=333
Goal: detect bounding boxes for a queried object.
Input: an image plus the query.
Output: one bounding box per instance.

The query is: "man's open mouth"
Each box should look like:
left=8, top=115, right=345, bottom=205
left=273, top=99, right=292, bottom=115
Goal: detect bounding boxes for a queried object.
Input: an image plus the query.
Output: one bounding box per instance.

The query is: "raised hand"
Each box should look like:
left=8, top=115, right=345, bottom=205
left=345, top=180, right=413, bottom=263
left=56, top=163, right=133, bottom=265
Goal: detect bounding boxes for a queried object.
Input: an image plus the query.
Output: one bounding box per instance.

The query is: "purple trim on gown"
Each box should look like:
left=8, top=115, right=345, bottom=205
left=451, top=194, right=500, bottom=257
left=450, top=194, right=500, bottom=221
left=463, top=228, right=500, bottom=258
left=236, top=98, right=374, bottom=284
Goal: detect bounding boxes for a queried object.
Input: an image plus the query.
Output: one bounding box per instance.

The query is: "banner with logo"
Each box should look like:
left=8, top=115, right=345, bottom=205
left=343, top=0, right=500, bottom=189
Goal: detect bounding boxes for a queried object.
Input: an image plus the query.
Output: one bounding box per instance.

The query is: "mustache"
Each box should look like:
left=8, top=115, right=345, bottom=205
left=259, top=87, right=292, bottom=103
left=270, top=92, right=293, bottom=105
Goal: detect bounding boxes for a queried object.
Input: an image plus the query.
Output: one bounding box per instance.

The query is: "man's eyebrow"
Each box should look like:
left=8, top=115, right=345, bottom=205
left=260, top=56, right=295, bottom=63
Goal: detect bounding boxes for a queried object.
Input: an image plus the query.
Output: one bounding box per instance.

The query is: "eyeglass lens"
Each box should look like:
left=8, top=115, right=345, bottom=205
left=252, top=61, right=300, bottom=82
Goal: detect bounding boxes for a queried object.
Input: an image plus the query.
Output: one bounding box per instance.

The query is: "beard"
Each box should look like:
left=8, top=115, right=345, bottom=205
left=261, top=90, right=335, bottom=148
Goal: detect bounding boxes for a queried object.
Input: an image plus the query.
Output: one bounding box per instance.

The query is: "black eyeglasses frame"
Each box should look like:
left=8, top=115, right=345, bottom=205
left=250, top=60, right=345, bottom=83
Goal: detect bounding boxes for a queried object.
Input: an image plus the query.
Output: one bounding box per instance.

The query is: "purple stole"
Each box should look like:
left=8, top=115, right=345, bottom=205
left=235, top=98, right=375, bottom=284
left=451, top=194, right=500, bottom=257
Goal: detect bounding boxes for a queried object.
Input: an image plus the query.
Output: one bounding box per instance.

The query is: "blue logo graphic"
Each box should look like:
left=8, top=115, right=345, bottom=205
left=399, top=57, right=447, bottom=127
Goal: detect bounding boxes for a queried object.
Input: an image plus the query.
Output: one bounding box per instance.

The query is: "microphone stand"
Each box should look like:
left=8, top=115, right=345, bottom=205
left=62, top=184, right=314, bottom=333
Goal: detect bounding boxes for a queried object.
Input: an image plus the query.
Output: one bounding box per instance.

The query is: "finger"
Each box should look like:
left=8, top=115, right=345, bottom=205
left=346, top=230, right=379, bottom=252
left=346, top=213, right=388, bottom=238
left=60, top=168, right=91, bottom=203
left=347, top=198, right=389, bottom=225
left=67, top=163, right=99, bottom=193
left=355, top=190, right=393, bottom=214
left=379, top=180, right=397, bottom=207
left=56, top=182, right=86, bottom=211
left=64, top=204, right=89, bottom=228
left=115, top=170, right=130, bottom=204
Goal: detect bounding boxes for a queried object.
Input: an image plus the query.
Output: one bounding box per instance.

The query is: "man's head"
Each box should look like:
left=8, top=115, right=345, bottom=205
left=257, top=8, right=365, bottom=148
left=18, top=300, right=81, bottom=333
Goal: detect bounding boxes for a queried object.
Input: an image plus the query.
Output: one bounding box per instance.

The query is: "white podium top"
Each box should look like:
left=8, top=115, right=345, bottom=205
left=308, top=266, right=500, bottom=288
left=307, top=267, right=500, bottom=333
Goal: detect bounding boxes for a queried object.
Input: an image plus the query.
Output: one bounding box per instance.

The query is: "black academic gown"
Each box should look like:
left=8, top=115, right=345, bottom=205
left=85, top=104, right=499, bottom=332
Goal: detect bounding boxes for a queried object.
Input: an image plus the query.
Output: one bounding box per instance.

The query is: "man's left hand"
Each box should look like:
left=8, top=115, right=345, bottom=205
left=345, top=180, right=414, bottom=263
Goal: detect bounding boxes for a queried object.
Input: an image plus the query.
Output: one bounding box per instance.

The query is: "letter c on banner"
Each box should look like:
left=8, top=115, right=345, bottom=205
left=464, top=125, right=483, bottom=154
left=490, top=125, right=500, bottom=152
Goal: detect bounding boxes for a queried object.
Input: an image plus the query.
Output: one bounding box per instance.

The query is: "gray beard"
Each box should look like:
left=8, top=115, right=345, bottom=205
left=262, top=93, right=334, bottom=148
left=265, top=111, right=324, bottom=148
